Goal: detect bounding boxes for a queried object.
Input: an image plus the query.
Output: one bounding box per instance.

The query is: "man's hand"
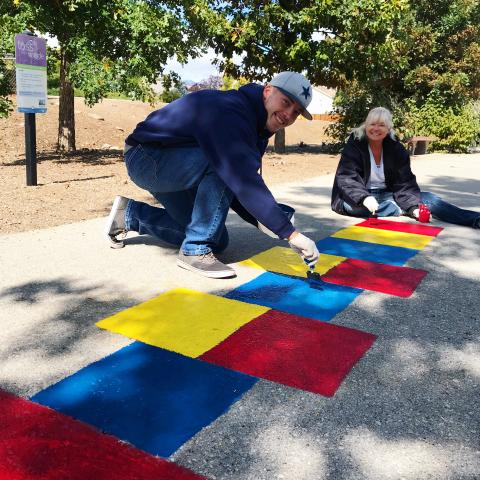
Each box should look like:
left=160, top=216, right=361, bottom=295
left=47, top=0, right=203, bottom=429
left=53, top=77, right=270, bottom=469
left=363, top=196, right=379, bottom=215
left=412, top=208, right=420, bottom=219
left=288, top=232, right=320, bottom=267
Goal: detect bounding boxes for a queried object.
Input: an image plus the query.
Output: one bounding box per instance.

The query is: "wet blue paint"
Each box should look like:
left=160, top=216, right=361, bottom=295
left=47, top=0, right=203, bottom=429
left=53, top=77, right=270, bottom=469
left=316, top=237, right=417, bottom=266
left=31, top=342, right=257, bottom=458
left=225, top=272, right=361, bottom=321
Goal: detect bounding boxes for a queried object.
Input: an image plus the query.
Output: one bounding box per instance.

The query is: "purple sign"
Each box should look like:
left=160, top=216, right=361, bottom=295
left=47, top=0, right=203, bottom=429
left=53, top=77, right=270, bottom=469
left=15, top=34, right=47, bottom=114
left=15, top=34, right=47, bottom=67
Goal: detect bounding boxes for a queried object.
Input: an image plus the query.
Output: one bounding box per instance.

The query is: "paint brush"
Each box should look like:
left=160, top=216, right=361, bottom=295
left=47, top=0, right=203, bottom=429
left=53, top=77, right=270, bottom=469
left=305, top=262, right=323, bottom=290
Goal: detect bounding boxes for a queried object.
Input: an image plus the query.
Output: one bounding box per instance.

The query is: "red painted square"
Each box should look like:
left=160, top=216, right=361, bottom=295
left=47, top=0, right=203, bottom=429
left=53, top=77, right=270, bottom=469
left=200, top=310, right=376, bottom=397
left=321, top=258, right=427, bottom=297
left=355, top=218, right=443, bottom=236
left=0, top=389, right=206, bottom=480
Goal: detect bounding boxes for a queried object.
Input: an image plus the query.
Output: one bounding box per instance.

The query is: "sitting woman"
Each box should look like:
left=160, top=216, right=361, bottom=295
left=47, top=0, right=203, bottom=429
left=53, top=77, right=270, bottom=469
left=331, top=107, right=480, bottom=229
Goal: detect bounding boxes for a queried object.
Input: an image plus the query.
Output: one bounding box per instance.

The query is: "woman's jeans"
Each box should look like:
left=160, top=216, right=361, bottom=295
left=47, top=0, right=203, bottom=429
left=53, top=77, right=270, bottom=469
left=124, top=144, right=233, bottom=255
left=343, top=189, right=480, bottom=228
left=343, top=189, right=402, bottom=217
left=421, top=192, right=479, bottom=227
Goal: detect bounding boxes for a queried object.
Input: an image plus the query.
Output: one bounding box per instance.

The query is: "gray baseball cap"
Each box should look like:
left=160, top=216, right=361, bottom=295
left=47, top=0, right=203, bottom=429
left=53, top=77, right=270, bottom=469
left=269, top=71, right=313, bottom=120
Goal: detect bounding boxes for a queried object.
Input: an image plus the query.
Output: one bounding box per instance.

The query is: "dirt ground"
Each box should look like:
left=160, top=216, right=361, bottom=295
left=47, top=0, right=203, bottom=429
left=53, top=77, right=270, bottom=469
left=0, top=96, right=339, bottom=234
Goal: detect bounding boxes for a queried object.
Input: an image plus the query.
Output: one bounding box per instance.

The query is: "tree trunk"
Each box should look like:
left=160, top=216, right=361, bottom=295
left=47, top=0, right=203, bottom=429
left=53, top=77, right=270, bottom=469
left=274, top=128, right=285, bottom=153
left=57, top=46, right=76, bottom=152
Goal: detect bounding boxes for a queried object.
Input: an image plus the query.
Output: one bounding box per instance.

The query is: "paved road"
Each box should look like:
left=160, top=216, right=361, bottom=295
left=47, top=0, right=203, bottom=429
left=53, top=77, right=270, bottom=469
left=0, top=153, right=479, bottom=479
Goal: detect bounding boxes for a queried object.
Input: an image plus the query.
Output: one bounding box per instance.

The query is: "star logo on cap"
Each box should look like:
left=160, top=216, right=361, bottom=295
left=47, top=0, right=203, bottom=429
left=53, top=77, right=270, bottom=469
left=301, top=86, right=311, bottom=100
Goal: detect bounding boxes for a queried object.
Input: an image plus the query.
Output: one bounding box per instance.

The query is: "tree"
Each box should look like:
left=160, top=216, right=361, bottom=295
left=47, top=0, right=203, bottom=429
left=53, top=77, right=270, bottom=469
left=0, top=13, right=27, bottom=117
left=403, top=0, right=480, bottom=107
left=203, top=0, right=480, bottom=149
left=188, top=74, right=223, bottom=91
left=2, top=0, right=212, bottom=151
left=203, top=0, right=412, bottom=150
left=221, top=74, right=249, bottom=91
left=204, top=1, right=411, bottom=87
left=159, top=71, right=187, bottom=103
left=331, top=0, right=480, bottom=147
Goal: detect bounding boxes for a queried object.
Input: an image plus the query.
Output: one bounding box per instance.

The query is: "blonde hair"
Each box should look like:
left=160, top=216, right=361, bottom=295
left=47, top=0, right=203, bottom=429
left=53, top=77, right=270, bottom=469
left=353, top=107, right=396, bottom=140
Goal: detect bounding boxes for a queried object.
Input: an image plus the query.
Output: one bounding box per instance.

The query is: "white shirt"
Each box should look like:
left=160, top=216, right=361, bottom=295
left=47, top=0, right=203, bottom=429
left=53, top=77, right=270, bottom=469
left=366, top=145, right=386, bottom=189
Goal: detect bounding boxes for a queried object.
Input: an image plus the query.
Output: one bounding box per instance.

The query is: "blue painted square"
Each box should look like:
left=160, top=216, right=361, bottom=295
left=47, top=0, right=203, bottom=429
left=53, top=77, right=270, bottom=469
left=316, top=237, right=417, bottom=266
left=31, top=342, right=257, bottom=458
left=225, top=271, right=361, bottom=321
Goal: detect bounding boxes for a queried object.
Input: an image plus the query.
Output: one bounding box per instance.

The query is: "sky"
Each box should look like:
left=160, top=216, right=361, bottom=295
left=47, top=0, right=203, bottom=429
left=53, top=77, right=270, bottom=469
left=165, top=49, right=221, bottom=83
left=45, top=34, right=221, bottom=83
left=165, top=33, right=325, bottom=82
left=45, top=32, right=322, bottom=85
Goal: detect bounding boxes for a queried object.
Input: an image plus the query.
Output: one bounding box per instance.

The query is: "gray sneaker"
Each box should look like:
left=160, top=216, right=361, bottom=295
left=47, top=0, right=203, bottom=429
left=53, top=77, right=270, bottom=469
left=105, top=195, right=129, bottom=249
left=177, top=251, right=236, bottom=278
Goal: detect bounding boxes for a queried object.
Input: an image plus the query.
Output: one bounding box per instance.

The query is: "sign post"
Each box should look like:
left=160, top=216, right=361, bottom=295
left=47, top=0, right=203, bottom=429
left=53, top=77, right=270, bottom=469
left=15, top=32, right=47, bottom=186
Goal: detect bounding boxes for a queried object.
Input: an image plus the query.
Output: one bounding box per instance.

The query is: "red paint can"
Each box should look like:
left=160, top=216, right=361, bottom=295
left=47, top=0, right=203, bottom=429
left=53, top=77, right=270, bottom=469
left=418, top=204, right=431, bottom=223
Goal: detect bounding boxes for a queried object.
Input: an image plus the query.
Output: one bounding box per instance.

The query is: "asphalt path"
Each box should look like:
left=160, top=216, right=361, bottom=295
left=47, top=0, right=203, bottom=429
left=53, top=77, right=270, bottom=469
left=0, top=153, right=479, bottom=479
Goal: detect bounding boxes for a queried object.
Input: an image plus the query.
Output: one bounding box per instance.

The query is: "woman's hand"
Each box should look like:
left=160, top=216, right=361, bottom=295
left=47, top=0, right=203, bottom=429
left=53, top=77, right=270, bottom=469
left=363, top=196, right=379, bottom=214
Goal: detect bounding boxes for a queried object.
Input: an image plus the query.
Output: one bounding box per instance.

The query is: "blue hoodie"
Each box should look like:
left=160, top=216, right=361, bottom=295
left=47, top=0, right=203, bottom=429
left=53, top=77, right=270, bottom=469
left=125, top=83, right=295, bottom=240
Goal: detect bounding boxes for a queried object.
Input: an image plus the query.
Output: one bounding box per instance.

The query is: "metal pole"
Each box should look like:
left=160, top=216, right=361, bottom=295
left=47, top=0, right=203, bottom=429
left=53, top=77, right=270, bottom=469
left=24, top=112, right=37, bottom=186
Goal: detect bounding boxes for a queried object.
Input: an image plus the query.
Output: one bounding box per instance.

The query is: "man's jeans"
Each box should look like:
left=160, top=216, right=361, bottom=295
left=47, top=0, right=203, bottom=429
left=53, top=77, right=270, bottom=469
left=124, top=144, right=233, bottom=255
left=344, top=189, right=480, bottom=227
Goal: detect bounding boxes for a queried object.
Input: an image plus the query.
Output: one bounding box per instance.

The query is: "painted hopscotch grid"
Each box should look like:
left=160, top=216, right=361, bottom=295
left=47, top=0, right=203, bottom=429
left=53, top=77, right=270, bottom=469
left=234, top=246, right=427, bottom=301
left=96, top=288, right=371, bottom=391
left=28, top=218, right=442, bottom=465
left=32, top=285, right=375, bottom=460
left=315, top=220, right=441, bottom=295
left=316, top=215, right=442, bottom=267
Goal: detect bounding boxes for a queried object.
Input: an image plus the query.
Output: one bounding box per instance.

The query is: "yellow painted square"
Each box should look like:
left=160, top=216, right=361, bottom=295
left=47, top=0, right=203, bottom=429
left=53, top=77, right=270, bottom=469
left=332, top=226, right=434, bottom=250
left=96, top=288, right=269, bottom=357
left=240, top=246, right=346, bottom=277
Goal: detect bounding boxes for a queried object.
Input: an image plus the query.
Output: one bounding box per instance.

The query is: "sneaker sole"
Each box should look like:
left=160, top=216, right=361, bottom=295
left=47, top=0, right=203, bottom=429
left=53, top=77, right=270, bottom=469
left=107, top=234, right=125, bottom=249
left=176, top=259, right=236, bottom=279
left=105, top=196, right=126, bottom=249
